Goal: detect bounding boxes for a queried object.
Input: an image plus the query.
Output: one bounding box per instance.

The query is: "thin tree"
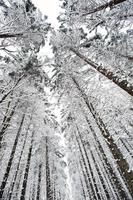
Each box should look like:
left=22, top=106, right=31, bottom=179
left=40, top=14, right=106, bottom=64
left=8, top=115, right=32, bottom=200
left=0, top=113, right=25, bottom=199
left=36, top=164, right=42, bottom=200
left=71, top=76, right=133, bottom=196
left=46, top=136, right=53, bottom=200
left=20, top=131, right=34, bottom=200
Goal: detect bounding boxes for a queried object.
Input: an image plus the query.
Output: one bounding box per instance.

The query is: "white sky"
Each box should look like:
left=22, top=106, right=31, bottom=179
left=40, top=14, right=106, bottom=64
left=32, top=0, right=61, bottom=28
left=32, top=0, right=61, bottom=58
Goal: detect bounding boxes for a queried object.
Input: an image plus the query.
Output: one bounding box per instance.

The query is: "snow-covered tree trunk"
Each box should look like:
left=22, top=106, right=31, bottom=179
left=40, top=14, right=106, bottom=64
left=72, top=76, right=133, bottom=196
left=46, top=136, right=53, bottom=200
left=20, top=131, right=34, bottom=200
left=0, top=113, right=25, bottom=199
left=70, top=48, right=133, bottom=96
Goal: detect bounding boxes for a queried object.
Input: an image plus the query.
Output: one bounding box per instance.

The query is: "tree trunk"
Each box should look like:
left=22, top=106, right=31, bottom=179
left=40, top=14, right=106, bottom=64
left=70, top=48, right=133, bottom=96
left=85, top=117, right=126, bottom=198
left=0, top=76, right=23, bottom=104
left=72, top=76, right=133, bottom=197
left=8, top=117, right=31, bottom=200
left=77, top=125, right=111, bottom=199
left=82, top=0, right=127, bottom=16
left=0, top=113, right=25, bottom=199
left=0, top=33, right=23, bottom=39
left=46, top=136, right=53, bottom=200
left=0, top=100, right=18, bottom=149
left=20, top=131, right=34, bottom=200
left=74, top=129, right=97, bottom=200
left=36, top=164, right=42, bottom=200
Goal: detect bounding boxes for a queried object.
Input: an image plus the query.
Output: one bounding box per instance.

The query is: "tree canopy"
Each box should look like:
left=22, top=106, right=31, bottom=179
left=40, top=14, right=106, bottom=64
left=0, top=0, right=133, bottom=199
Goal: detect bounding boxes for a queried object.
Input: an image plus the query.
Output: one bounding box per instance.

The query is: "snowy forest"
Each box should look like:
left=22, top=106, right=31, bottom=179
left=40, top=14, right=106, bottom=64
left=0, top=0, right=133, bottom=199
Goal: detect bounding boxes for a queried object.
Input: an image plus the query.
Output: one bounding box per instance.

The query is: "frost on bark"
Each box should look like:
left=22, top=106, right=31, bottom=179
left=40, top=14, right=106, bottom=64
left=0, top=113, right=25, bottom=199
left=36, top=164, right=42, bottom=200
left=46, top=136, right=53, bottom=200
left=0, top=100, right=18, bottom=149
left=8, top=116, right=32, bottom=200
left=72, top=76, right=133, bottom=197
left=70, top=48, right=133, bottom=96
left=82, top=0, right=127, bottom=16
left=20, top=131, right=34, bottom=200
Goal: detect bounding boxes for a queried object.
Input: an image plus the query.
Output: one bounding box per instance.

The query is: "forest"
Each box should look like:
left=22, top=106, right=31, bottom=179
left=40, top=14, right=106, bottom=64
left=0, top=0, right=133, bottom=199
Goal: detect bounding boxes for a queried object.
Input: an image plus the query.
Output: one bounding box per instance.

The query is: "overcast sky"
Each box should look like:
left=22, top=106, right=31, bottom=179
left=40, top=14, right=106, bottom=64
left=32, top=0, right=61, bottom=28
left=31, top=0, right=61, bottom=58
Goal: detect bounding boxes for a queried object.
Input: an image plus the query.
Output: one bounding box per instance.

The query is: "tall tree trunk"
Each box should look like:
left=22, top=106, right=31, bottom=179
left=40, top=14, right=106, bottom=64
left=46, top=136, right=53, bottom=200
left=70, top=48, right=133, bottom=96
left=53, top=177, right=56, bottom=200
left=0, top=75, right=23, bottom=104
left=85, top=117, right=125, bottom=199
left=82, top=0, right=127, bottom=16
left=76, top=125, right=111, bottom=199
left=74, top=129, right=98, bottom=200
left=36, top=164, right=42, bottom=200
left=20, top=131, right=34, bottom=200
left=76, top=162, right=87, bottom=200
left=8, top=117, right=32, bottom=200
left=0, top=33, right=23, bottom=39
left=73, top=151, right=87, bottom=199
left=0, top=113, right=25, bottom=199
left=72, top=76, right=133, bottom=197
left=0, top=100, right=18, bottom=149
left=31, top=176, right=36, bottom=200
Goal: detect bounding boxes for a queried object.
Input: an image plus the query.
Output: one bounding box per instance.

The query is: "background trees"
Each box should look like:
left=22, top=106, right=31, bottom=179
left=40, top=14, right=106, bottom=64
left=50, top=0, right=133, bottom=198
left=0, top=1, right=70, bottom=199
left=0, top=0, right=133, bottom=199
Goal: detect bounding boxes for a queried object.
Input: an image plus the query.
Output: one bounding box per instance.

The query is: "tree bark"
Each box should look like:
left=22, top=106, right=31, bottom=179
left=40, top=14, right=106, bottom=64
left=0, top=100, right=18, bottom=148
left=85, top=118, right=128, bottom=198
left=20, top=131, right=34, bottom=200
left=0, top=75, right=23, bottom=104
left=74, top=129, right=98, bottom=199
left=70, top=48, right=133, bottom=96
left=46, top=136, right=53, bottom=200
left=8, top=117, right=32, bottom=200
left=0, top=113, right=25, bottom=199
left=77, top=126, right=110, bottom=199
left=72, top=76, right=133, bottom=197
left=36, top=164, right=42, bottom=200
left=82, top=0, right=127, bottom=16
left=0, top=33, right=23, bottom=39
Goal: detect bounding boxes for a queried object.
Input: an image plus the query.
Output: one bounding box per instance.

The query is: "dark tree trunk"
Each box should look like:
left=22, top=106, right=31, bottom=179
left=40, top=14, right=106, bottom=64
left=0, top=113, right=25, bottom=199
left=20, top=131, right=34, bottom=200
left=74, top=130, right=98, bottom=200
left=0, top=76, right=23, bottom=104
left=0, top=33, right=23, bottom=39
left=82, top=0, right=127, bottom=16
left=46, top=136, right=53, bottom=200
left=8, top=117, right=31, bottom=200
left=53, top=177, right=56, bottom=200
left=31, top=178, right=35, bottom=200
left=70, top=48, right=133, bottom=96
left=36, top=164, right=42, bottom=200
left=72, top=76, right=133, bottom=197
left=0, top=100, right=18, bottom=148
left=85, top=117, right=125, bottom=198
left=76, top=125, right=111, bottom=199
